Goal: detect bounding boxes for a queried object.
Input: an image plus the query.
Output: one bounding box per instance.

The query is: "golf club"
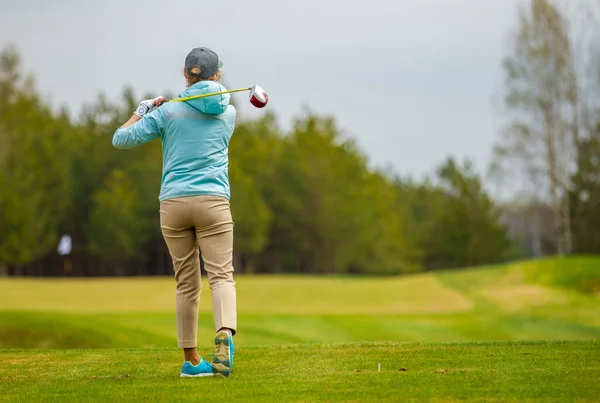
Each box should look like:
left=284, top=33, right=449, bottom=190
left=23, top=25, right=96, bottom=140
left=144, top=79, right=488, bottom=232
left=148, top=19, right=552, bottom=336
left=168, top=84, right=269, bottom=108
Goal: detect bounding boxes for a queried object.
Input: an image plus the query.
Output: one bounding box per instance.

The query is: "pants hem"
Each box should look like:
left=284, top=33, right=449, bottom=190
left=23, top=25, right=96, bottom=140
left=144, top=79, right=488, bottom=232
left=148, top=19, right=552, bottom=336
left=178, top=340, right=197, bottom=348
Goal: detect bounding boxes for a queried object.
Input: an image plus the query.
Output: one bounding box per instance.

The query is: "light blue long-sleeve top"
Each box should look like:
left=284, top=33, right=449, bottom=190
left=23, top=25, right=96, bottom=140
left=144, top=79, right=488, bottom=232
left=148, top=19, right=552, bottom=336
left=112, top=81, right=236, bottom=201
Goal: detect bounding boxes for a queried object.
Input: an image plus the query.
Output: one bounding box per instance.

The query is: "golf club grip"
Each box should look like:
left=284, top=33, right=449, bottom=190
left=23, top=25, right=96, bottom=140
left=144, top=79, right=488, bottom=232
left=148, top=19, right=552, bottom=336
left=169, top=87, right=251, bottom=103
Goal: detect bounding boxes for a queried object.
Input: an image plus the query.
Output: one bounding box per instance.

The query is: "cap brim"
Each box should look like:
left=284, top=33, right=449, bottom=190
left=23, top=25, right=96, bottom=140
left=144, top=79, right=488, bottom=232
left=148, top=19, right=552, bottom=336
left=218, top=60, right=223, bottom=69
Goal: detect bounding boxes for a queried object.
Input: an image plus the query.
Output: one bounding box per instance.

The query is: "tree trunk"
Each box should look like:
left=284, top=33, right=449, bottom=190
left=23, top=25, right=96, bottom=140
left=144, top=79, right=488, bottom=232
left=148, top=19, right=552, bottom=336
left=544, top=115, right=565, bottom=255
left=557, top=113, right=573, bottom=255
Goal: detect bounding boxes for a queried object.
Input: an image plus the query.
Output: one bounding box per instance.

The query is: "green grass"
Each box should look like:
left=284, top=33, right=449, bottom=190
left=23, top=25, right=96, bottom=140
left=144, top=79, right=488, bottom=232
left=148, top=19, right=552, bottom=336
left=521, top=256, right=600, bottom=294
left=1, top=341, right=598, bottom=402
left=0, top=256, right=599, bottom=401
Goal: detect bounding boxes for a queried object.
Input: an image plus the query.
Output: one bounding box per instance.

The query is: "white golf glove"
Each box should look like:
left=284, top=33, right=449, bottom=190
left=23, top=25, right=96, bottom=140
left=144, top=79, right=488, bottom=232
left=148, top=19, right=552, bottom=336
left=134, top=96, right=166, bottom=117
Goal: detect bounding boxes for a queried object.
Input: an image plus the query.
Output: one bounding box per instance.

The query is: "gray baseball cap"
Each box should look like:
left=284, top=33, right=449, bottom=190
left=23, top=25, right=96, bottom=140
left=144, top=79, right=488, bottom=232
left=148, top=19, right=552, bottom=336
left=185, top=47, right=223, bottom=79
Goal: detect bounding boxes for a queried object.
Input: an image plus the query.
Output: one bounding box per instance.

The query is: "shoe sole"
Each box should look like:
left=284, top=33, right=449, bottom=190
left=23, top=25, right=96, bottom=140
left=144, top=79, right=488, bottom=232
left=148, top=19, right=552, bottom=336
left=213, top=331, right=232, bottom=377
left=180, top=373, right=214, bottom=378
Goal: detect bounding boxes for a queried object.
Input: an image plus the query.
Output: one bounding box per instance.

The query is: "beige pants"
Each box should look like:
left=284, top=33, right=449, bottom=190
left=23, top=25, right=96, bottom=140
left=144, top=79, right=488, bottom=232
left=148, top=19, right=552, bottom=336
left=160, top=195, right=237, bottom=348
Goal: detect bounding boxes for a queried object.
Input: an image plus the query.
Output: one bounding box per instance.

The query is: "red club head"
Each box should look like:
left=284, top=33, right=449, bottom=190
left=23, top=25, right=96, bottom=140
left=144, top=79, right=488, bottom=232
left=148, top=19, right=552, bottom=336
left=249, top=85, right=268, bottom=108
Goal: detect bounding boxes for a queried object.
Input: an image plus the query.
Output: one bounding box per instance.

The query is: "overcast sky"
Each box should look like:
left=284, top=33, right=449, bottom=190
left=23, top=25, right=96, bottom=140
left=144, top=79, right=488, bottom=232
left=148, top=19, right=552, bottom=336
left=0, top=0, right=521, bottom=180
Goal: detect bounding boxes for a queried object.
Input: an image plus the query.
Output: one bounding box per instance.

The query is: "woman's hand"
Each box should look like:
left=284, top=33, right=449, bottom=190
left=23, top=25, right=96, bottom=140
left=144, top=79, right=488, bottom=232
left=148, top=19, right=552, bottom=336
left=153, top=96, right=167, bottom=107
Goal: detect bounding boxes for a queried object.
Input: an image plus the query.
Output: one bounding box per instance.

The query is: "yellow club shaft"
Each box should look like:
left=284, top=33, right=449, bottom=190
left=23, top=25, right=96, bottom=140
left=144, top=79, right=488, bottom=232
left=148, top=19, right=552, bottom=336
left=169, top=87, right=251, bottom=103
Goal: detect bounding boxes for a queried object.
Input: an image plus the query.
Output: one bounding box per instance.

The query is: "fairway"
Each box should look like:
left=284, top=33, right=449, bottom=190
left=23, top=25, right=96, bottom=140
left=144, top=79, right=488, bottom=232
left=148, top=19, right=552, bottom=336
left=1, top=258, right=599, bottom=348
left=1, top=257, right=599, bottom=401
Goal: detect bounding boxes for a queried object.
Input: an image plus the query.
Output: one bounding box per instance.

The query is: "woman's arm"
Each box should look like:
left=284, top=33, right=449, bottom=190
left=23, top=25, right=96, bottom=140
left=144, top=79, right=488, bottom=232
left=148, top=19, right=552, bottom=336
left=121, top=114, right=142, bottom=128
left=112, top=97, right=168, bottom=149
left=120, top=96, right=167, bottom=128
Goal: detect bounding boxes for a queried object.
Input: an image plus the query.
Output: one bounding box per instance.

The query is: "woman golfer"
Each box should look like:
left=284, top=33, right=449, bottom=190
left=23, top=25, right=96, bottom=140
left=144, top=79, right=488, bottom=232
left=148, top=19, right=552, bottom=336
left=112, top=47, right=236, bottom=377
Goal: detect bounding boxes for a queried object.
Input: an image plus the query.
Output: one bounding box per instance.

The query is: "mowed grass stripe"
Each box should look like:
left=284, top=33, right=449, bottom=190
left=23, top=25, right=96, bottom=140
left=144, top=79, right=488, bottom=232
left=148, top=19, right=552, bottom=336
left=2, top=310, right=599, bottom=349
left=0, top=274, right=473, bottom=314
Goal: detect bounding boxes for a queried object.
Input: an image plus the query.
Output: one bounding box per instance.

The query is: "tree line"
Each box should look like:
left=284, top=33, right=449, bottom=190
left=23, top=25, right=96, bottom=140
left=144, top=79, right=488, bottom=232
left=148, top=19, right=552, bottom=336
left=1, top=0, right=599, bottom=277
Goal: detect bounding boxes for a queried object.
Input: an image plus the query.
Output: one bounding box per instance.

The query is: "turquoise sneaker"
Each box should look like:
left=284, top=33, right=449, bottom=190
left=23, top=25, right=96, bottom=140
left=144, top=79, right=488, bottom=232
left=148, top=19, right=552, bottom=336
left=180, top=358, right=215, bottom=378
left=212, top=330, right=234, bottom=377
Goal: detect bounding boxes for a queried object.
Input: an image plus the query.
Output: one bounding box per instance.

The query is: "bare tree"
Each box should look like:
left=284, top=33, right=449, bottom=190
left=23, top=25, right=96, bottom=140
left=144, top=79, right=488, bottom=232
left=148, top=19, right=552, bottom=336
left=492, top=0, right=579, bottom=255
